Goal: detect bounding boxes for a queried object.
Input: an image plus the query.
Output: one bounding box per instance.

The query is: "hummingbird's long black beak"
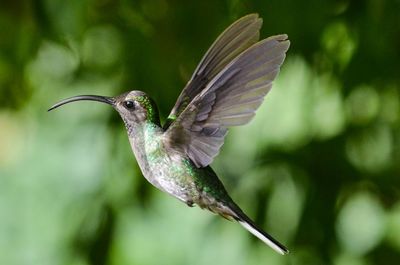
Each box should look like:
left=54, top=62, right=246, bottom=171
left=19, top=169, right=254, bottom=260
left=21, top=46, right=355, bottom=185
left=48, top=95, right=114, bottom=111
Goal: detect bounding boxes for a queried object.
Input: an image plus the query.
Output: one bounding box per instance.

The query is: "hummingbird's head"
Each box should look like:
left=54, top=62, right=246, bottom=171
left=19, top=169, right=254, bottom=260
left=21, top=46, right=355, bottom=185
left=48, top=90, right=160, bottom=127
left=113, top=90, right=160, bottom=126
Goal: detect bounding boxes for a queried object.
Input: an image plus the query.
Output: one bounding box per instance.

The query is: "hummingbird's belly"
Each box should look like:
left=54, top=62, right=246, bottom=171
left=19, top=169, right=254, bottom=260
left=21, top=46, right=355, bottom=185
left=141, top=149, right=235, bottom=216
left=144, top=153, right=199, bottom=204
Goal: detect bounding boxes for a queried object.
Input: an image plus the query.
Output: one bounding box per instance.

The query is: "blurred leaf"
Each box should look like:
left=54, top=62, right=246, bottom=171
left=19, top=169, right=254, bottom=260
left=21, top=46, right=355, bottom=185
left=336, top=191, right=386, bottom=255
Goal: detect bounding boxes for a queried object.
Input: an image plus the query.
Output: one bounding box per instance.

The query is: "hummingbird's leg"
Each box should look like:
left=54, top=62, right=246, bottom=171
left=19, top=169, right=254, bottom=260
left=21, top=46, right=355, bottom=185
left=186, top=200, right=194, bottom=207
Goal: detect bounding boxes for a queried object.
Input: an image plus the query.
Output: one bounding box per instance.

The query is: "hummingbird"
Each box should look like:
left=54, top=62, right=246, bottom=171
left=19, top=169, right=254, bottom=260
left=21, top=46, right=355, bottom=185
left=49, top=14, right=290, bottom=254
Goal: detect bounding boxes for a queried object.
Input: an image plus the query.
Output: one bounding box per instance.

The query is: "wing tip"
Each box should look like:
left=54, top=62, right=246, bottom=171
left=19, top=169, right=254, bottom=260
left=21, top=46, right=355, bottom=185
left=268, top=34, right=290, bottom=44
left=238, top=13, right=263, bottom=28
left=277, top=34, right=290, bottom=47
left=264, top=34, right=290, bottom=53
left=244, top=13, right=259, bottom=19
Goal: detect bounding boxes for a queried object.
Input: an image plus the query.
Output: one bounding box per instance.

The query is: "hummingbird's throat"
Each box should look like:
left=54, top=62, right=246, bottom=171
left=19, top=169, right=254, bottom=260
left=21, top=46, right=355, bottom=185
left=122, top=117, right=135, bottom=137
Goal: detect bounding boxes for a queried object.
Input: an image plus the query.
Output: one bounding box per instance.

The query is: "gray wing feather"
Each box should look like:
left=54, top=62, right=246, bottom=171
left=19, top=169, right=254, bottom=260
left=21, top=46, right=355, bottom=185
left=165, top=14, right=262, bottom=127
left=165, top=32, right=290, bottom=168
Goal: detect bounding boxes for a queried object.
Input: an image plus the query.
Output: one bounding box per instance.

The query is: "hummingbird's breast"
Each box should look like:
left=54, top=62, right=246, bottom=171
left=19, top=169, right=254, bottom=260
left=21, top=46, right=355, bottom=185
left=128, top=123, right=199, bottom=203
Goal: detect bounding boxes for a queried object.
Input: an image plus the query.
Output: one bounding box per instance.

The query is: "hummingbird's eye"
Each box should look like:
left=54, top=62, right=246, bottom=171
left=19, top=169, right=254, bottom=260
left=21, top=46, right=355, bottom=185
left=124, top=100, right=135, bottom=110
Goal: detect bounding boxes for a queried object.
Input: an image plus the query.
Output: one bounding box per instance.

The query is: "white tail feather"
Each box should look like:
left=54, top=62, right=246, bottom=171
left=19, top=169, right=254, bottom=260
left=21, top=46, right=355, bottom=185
left=239, top=220, right=289, bottom=255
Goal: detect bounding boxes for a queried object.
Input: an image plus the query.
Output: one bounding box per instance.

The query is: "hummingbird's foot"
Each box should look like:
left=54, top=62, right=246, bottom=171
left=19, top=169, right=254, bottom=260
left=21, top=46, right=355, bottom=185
left=186, top=200, right=194, bottom=207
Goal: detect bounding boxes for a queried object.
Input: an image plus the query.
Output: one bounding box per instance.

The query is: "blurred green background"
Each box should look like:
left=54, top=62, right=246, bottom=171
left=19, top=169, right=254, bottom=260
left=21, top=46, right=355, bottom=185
left=1, top=0, right=400, bottom=265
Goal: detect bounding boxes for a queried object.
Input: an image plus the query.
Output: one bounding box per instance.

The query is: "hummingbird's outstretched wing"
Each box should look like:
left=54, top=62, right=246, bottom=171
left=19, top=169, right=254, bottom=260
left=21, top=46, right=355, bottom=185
left=164, top=34, right=290, bottom=168
left=164, top=14, right=262, bottom=129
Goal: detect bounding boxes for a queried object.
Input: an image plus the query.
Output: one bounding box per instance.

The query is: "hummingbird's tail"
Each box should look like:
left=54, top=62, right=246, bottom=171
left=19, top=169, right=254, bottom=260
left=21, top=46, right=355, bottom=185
left=233, top=209, right=289, bottom=255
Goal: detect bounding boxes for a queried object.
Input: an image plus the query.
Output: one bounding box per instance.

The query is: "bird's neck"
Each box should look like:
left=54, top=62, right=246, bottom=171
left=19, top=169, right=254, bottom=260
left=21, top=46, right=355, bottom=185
left=126, top=121, right=164, bottom=180
left=126, top=120, right=163, bottom=151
